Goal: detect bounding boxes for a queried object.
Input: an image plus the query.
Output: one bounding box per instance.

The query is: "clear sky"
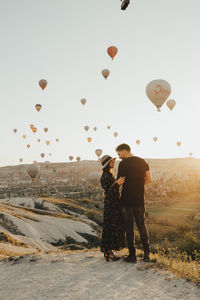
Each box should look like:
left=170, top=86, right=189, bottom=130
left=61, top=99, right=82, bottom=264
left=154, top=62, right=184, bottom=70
left=0, top=0, right=200, bottom=166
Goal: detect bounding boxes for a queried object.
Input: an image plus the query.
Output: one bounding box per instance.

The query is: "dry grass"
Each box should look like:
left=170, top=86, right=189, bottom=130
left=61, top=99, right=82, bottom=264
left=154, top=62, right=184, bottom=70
left=150, top=249, right=200, bottom=287
left=0, top=231, right=29, bottom=248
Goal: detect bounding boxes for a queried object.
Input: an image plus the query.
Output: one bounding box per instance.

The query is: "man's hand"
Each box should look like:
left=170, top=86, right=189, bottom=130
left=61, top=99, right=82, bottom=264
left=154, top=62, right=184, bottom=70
left=117, top=176, right=125, bottom=185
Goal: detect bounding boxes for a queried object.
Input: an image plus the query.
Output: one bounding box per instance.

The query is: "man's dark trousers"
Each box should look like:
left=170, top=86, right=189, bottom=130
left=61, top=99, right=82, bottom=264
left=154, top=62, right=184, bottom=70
left=122, top=206, right=150, bottom=256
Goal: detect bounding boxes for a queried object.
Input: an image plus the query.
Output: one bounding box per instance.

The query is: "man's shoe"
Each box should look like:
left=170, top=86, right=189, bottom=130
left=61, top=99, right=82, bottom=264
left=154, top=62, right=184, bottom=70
left=124, top=255, right=137, bottom=263
left=121, top=0, right=130, bottom=11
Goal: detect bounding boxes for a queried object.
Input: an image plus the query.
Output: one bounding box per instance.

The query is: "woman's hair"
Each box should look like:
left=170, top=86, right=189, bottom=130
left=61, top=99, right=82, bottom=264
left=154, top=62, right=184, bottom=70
left=102, top=163, right=111, bottom=173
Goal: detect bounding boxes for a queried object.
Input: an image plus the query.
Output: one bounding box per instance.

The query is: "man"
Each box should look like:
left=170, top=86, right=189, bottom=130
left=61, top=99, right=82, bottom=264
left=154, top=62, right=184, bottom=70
left=116, top=143, right=152, bottom=263
left=121, top=0, right=130, bottom=10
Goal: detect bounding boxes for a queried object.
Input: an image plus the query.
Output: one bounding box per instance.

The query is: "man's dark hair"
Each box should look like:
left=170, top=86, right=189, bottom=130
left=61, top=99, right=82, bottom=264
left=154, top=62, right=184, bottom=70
left=116, top=143, right=131, bottom=152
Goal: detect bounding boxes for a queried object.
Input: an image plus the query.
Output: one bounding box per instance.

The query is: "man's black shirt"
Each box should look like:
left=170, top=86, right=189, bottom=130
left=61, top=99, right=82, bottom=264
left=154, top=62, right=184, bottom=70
left=117, top=156, right=150, bottom=207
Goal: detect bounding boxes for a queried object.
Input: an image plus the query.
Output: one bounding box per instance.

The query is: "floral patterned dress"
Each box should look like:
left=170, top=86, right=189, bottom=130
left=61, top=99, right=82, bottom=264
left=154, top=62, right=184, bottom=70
left=100, top=170, right=125, bottom=252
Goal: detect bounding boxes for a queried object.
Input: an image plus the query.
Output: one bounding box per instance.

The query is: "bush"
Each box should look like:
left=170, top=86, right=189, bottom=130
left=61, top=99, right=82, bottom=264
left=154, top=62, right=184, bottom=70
left=176, top=231, right=200, bottom=258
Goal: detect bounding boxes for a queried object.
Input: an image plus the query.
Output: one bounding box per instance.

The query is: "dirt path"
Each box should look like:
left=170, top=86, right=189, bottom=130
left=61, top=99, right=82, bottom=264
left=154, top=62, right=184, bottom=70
left=0, top=250, right=199, bottom=300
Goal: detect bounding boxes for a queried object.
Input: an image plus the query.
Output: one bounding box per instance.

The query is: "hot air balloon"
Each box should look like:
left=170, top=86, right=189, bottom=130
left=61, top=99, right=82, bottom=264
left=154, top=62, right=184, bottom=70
left=13, top=128, right=17, bottom=133
left=114, top=132, right=118, bottom=138
left=31, top=127, right=37, bottom=134
left=35, top=104, right=42, bottom=112
left=76, top=157, right=81, bottom=162
left=27, top=164, right=40, bottom=180
left=153, top=137, right=158, bottom=142
left=46, top=140, right=50, bottom=146
left=146, top=79, right=171, bottom=111
left=27, top=144, right=30, bottom=148
left=19, top=158, right=23, bottom=163
left=39, top=79, right=47, bottom=90
left=107, top=46, right=118, bottom=60
left=22, top=134, right=26, bottom=139
left=44, top=127, right=48, bottom=133
left=176, top=141, right=182, bottom=147
left=40, top=153, right=45, bottom=158
left=37, top=139, right=41, bottom=142
left=81, top=98, right=87, bottom=106
left=44, top=161, right=50, bottom=169
left=30, top=124, right=34, bottom=128
left=136, top=140, right=140, bottom=145
left=107, top=125, right=111, bottom=130
left=84, top=126, right=89, bottom=132
left=88, top=171, right=101, bottom=187
left=87, top=137, right=92, bottom=143
left=121, top=0, right=130, bottom=10
left=166, top=99, right=176, bottom=111
left=95, top=149, right=103, bottom=158
left=56, top=138, right=59, bottom=142
left=189, top=152, right=193, bottom=157
left=102, top=69, right=110, bottom=79
left=93, top=126, right=97, bottom=131
left=69, top=156, right=73, bottom=161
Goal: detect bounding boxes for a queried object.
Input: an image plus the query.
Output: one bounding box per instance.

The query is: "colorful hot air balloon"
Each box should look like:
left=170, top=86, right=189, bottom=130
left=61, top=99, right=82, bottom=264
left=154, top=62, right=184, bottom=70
left=44, top=161, right=50, bottom=169
left=84, top=126, right=89, bottom=132
left=19, top=158, right=23, bottom=163
left=107, top=125, right=111, bottom=130
left=46, top=140, right=50, bottom=146
left=87, top=137, right=92, bottom=143
left=166, top=99, right=176, bottom=111
left=39, top=79, right=47, bottom=90
left=56, top=138, right=59, bottom=142
left=37, top=138, right=41, bottom=142
left=102, top=69, right=110, bottom=79
left=136, top=140, right=141, bottom=145
left=114, top=132, right=118, bottom=138
left=40, top=153, right=45, bottom=158
left=176, top=141, right=182, bottom=147
left=93, top=126, right=97, bottom=131
left=95, top=149, right=103, bottom=158
left=27, top=144, right=30, bottom=148
left=69, top=156, right=73, bottom=161
left=81, top=98, right=87, bottom=106
left=31, top=127, right=37, bottom=134
left=22, top=134, right=26, bottom=139
left=44, top=127, right=48, bottom=133
left=146, top=79, right=171, bottom=112
left=107, top=46, right=118, bottom=60
left=30, top=124, right=34, bottom=128
left=27, top=164, right=40, bottom=180
left=13, top=128, right=17, bottom=133
left=35, top=104, right=42, bottom=112
left=76, top=157, right=81, bottom=162
left=153, top=137, right=158, bottom=142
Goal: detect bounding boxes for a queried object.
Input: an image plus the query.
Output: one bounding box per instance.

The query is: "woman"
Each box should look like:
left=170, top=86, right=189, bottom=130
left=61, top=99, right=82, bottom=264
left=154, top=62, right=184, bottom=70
left=100, top=155, right=126, bottom=261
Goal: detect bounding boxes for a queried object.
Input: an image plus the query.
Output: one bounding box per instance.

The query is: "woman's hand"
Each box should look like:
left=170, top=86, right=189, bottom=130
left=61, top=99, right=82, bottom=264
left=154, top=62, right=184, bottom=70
left=117, top=176, right=125, bottom=185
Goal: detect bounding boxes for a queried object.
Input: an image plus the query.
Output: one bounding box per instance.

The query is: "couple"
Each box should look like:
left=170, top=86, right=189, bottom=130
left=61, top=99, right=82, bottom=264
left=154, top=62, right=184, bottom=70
left=100, top=143, right=152, bottom=263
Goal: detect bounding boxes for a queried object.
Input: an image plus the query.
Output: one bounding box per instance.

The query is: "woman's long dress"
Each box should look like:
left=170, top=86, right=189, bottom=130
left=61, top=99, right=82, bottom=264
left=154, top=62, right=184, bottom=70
left=100, top=171, right=125, bottom=252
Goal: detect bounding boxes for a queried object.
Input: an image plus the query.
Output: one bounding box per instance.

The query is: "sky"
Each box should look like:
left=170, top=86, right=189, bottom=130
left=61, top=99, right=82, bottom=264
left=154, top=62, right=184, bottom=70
left=0, top=0, right=200, bottom=166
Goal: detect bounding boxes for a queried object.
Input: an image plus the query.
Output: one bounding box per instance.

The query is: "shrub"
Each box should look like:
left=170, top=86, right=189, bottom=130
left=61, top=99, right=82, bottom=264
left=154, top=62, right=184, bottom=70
left=176, top=231, right=200, bottom=258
